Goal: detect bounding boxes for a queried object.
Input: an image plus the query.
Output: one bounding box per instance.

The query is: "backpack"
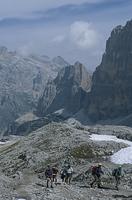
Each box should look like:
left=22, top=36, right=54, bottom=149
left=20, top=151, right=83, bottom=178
left=45, top=168, right=53, bottom=178
left=112, top=168, right=121, bottom=177
left=91, top=166, right=97, bottom=175
left=61, top=169, right=67, bottom=176
left=112, top=169, right=116, bottom=176
left=52, top=167, right=58, bottom=175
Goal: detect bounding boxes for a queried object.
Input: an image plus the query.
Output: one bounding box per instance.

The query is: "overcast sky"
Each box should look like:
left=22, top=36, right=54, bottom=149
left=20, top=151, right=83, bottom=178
left=0, top=0, right=132, bottom=70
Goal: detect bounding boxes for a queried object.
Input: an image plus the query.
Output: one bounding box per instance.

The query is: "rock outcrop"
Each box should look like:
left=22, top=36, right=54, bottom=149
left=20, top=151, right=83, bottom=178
left=37, top=62, right=91, bottom=116
left=5, top=112, right=66, bottom=136
left=87, top=20, right=132, bottom=122
left=0, top=47, right=68, bottom=130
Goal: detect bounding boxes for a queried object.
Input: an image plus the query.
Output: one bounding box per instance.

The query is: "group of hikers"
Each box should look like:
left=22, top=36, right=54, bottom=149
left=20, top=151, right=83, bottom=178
left=44, top=163, right=123, bottom=190
left=45, top=164, right=73, bottom=188
left=90, top=163, right=122, bottom=190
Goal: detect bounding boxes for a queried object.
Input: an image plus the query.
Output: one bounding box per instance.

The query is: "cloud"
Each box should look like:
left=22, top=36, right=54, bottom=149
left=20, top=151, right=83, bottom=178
left=0, top=0, right=105, bottom=18
left=0, top=0, right=131, bottom=71
left=70, top=21, right=98, bottom=49
left=51, top=21, right=99, bottom=49
left=0, top=0, right=131, bottom=28
left=17, top=43, right=34, bottom=56
left=52, top=35, right=66, bottom=43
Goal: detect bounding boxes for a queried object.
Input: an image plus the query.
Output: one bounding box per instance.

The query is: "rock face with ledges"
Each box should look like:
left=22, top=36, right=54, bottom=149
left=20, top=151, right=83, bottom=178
left=0, top=47, right=68, bottom=130
left=87, top=20, right=132, bottom=122
left=37, top=62, right=92, bottom=116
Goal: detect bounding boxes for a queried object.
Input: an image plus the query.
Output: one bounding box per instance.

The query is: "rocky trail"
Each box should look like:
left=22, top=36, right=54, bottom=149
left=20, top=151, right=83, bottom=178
left=14, top=180, right=132, bottom=200
left=0, top=121, right=131, bottom=199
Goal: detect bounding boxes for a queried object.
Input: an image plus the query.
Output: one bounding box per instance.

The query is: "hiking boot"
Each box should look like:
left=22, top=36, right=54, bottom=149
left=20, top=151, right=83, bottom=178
left=90, top=183, right=93, bottom=188
left=116, top=186, right=119, bottom=191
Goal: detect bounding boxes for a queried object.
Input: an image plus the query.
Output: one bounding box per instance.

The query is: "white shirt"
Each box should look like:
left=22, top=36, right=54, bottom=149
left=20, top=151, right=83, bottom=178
left=67, top=167, right=73, bottom=174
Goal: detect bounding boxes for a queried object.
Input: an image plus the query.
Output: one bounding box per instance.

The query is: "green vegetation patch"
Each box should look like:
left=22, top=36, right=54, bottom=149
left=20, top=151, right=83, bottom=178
left=71, top=144, right=95, bottom=159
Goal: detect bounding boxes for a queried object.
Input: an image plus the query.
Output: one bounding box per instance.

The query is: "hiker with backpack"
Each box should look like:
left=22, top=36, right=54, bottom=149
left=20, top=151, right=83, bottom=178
left=90, top=163, right=104, bottom=188
left=112, top=166, right=122, bottom=190
left=66, top=165, right=73, bottom=184
left=52, top=164, right=59, bottom=185
left=60, top=167, right=68, bottom=183
left=45, top=165, right=53, bottom=188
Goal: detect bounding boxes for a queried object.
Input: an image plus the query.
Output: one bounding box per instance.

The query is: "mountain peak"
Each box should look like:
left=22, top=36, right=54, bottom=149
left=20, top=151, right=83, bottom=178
left=52, top=56, right=69, bottom=66
left=0, top=48, right=69, bottom=130
left=74, top=61, right=83, bottom=66
left=37, top=62, right=91, bottom=116
left=111, top=25, right=123, bottom=36
left=56, top=62, right=91, bottom=91
left=0, top=46, right=8, bottom=56
left=126, top=19, right=132, bottom=27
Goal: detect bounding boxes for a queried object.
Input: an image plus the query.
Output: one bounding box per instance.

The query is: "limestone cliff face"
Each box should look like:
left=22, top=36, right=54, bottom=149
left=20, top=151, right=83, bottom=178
left=0, top=47, right=68, bottom=130
left=37, top=62, right=92, bottom=116
left=87, top=20, right=132, bottom=121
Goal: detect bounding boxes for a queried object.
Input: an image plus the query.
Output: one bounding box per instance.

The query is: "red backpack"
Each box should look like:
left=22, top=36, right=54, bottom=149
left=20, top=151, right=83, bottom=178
left=91, top=166, right=97, bottom=175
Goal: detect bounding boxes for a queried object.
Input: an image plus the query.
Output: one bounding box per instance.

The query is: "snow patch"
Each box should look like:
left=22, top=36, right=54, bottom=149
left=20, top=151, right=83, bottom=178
left=17, top=199, right=26, bottom=200
left=54, top=109, right=64, bottom=115
left=90, top=134, right=132, bottom=164
left=16, top=199, right=26, bottom=200
left=111, top=146, right=132, bottom=164
left=90, top=134, right=132, bottom=146
left=0, top=141, right=10, bottom=145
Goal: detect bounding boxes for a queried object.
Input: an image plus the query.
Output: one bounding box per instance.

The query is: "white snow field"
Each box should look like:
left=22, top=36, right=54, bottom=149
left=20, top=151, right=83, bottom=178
left=17, top=199, right=26, bottom=200
left=90, top=134, right=132, bottom=164
left=18, top=199, right=26, bottom=200
left=0, top=141, right=10, bottom=145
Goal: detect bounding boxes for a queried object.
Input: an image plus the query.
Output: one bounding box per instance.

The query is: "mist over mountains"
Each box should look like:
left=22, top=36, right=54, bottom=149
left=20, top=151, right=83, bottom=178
left=1, top=19, right=132, bottom=133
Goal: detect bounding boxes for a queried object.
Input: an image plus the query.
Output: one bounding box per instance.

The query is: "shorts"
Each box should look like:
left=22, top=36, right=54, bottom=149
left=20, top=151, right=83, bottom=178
left=67, top=173, right=72, bottom=178
left=61, top=174, right=66, bottom=179
left=46, top=176, right=52, bottom=180
left=53, top=174, right=57, bottom=179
